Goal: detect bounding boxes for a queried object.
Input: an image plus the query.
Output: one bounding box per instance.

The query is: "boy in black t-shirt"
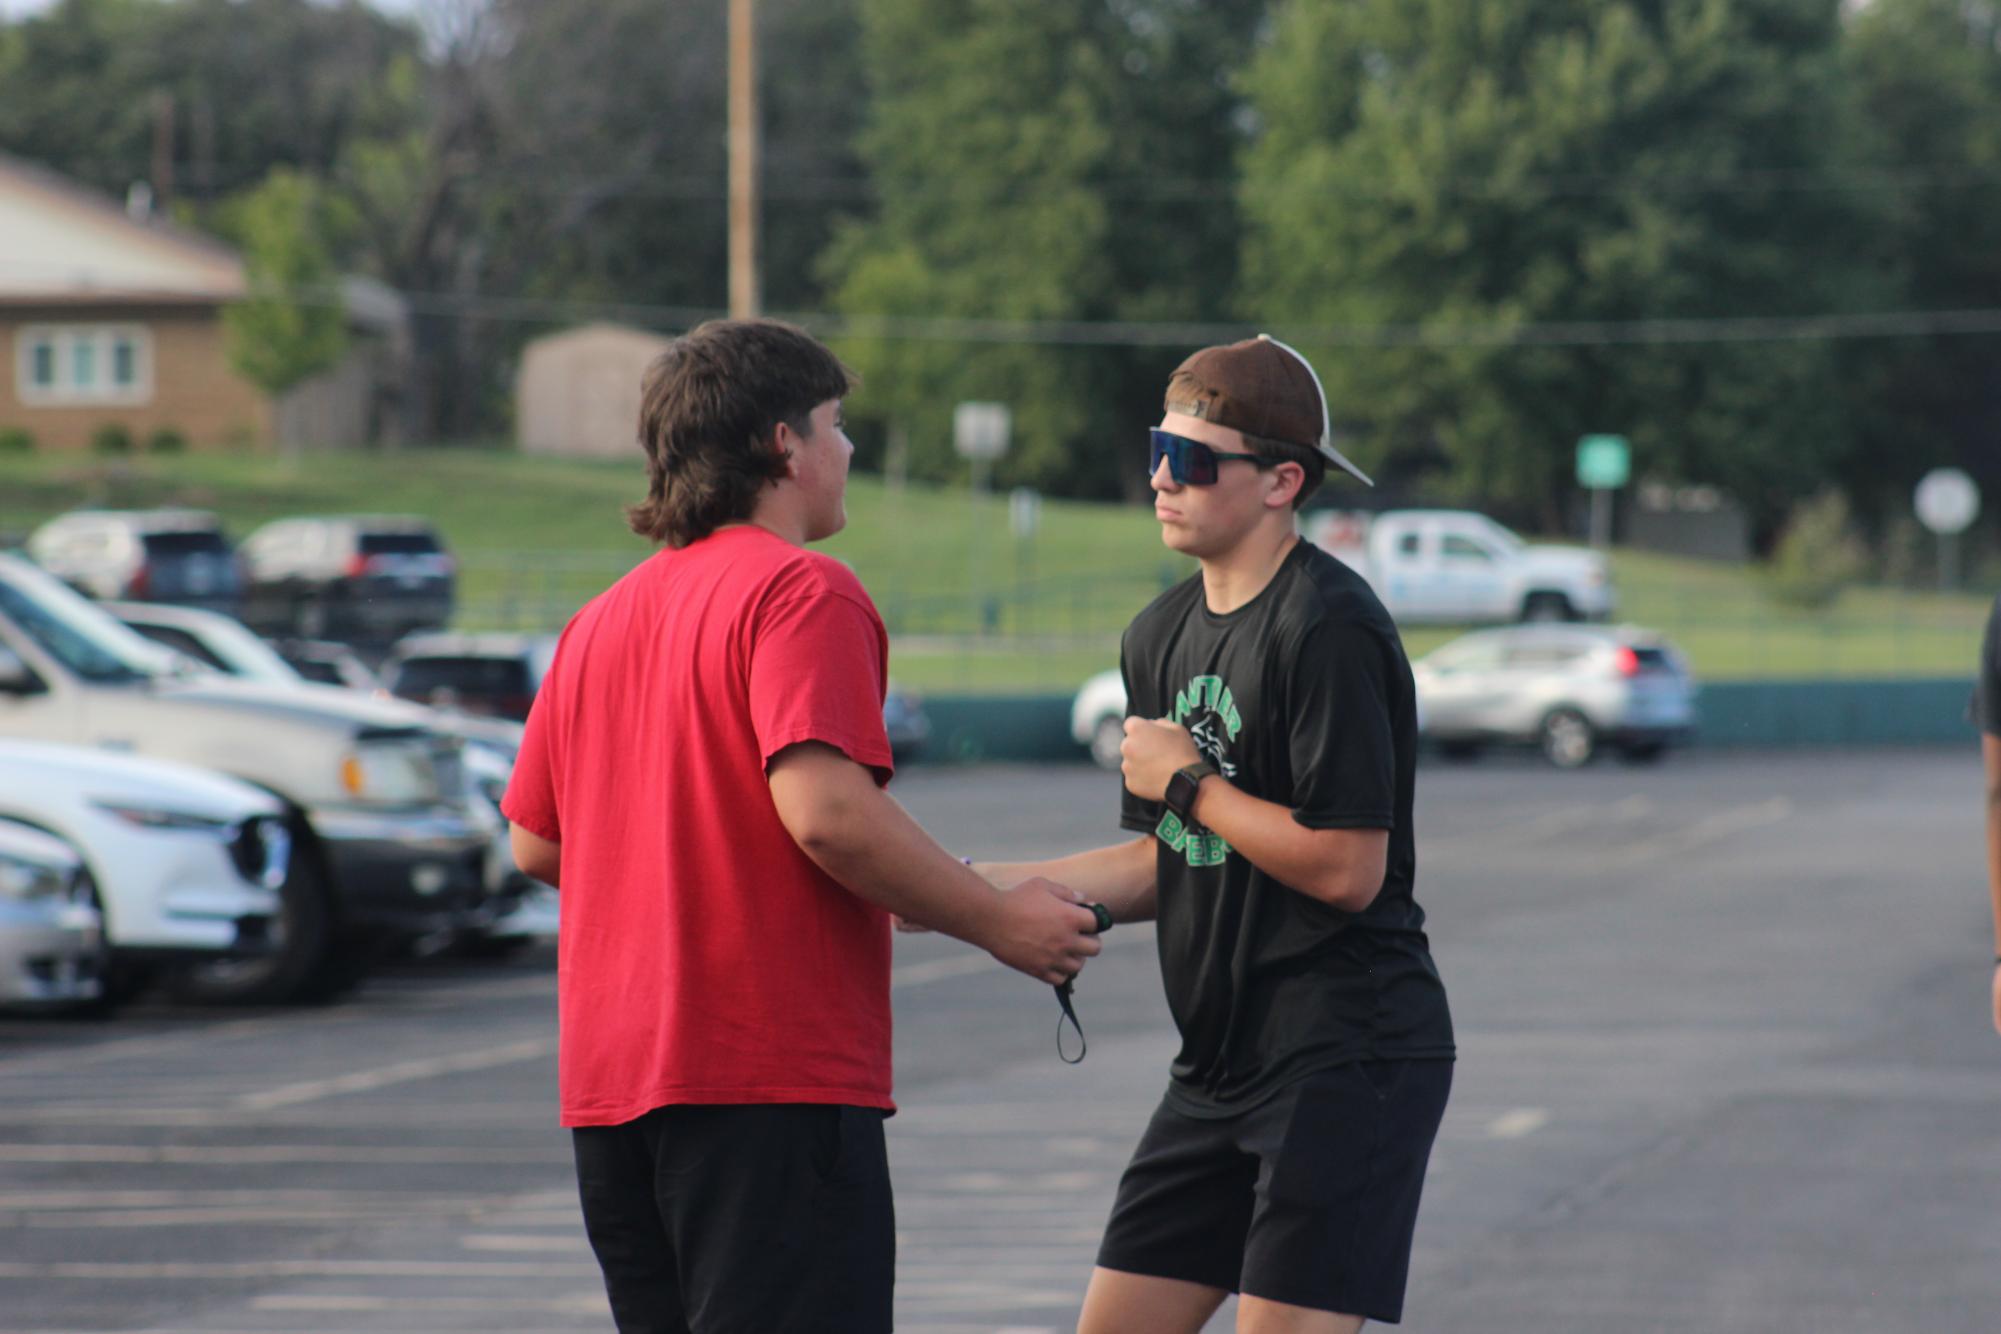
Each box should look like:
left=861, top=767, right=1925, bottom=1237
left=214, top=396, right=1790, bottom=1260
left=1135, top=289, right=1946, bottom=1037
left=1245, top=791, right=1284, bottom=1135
left=977, top=337, right=1453, bottom=1332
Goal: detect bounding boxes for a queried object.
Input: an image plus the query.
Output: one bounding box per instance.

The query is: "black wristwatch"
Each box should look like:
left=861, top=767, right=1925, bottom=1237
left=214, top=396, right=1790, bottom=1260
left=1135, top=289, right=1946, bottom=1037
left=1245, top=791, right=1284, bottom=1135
left=1164, top=761, right=1218, bottom=823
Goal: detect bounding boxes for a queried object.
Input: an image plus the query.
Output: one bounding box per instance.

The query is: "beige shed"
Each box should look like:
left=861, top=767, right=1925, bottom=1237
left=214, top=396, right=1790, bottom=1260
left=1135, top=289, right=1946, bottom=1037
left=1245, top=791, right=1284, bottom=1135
left=516, top=323, right=673, bottom=459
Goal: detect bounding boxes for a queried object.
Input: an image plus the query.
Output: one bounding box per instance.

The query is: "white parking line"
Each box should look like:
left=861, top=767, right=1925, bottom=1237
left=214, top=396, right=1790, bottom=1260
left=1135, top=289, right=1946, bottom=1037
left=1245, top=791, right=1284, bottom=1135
left=459, top=1233, right=591, bottom=1252
left=1485, top=1107, right=1550, bottom=1139
left=252, top=1292, right=608, bottom=1313
left=0, top=1259, right=601, bottom=1279
left=1426, top=794, right=1654, bottom=864
left=235, top=1037, right=555, bottom=1111
left=0, top=1142, right=563, bottom=1165
left=1612, top=796, right=1794, bottom=866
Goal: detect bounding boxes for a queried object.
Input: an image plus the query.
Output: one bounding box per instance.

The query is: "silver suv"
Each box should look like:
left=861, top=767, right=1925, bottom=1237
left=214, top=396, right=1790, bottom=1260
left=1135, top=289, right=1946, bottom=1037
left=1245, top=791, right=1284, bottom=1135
left=27, top=509, right=243, bottom=614
left=1413, top=625, right=1698, bottom=768
left=0, top=553, right=488, bottom=1002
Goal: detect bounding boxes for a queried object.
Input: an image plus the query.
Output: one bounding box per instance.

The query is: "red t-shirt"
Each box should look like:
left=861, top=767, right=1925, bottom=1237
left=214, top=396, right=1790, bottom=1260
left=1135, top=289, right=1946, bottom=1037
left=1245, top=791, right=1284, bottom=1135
left=501, top=525, right=897, bottom=1127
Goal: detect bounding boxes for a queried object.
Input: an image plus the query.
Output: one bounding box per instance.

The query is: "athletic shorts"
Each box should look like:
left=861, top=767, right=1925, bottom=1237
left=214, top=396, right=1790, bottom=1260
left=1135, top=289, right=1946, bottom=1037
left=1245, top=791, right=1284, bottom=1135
left=571, top=1103, right=894, bottom=1334
left=1095, top=1059, right=1452, bottom=1325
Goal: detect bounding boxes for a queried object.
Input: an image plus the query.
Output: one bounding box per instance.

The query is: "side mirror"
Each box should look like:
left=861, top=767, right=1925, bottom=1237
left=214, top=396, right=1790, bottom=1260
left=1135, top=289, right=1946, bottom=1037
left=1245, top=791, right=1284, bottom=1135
left=0, top=644, right=45, bottom=696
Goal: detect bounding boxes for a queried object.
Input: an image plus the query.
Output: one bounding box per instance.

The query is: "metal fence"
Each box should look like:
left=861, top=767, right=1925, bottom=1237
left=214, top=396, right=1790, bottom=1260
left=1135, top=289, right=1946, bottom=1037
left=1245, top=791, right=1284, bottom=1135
left=456, top=552, right=1988, bottom=695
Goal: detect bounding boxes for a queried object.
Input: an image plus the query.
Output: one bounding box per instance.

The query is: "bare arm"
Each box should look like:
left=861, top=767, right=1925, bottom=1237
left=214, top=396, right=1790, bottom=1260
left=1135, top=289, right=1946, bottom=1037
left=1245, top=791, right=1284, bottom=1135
left=766, top=742, right=1102, bottom=985
left=1122, top=717, right=1388, bottom=912
left=1984, top=735, right=2001, bottom=1035
left=975, top=836, right=1159, bottom=924
left=509, top=824, right=561, bottom=888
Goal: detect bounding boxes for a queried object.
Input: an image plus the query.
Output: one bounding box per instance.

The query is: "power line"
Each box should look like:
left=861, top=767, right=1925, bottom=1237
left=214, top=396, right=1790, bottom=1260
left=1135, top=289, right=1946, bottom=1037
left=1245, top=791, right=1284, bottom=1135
left=8, top=258, right=2001, bottom=347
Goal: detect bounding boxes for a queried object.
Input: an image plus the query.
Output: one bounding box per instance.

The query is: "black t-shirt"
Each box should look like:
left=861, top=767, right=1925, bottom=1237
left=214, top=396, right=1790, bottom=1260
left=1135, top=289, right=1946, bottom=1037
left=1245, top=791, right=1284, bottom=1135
left=1119, top=539, right=1454, bottom=1115
left=1976, top=595, right=2001, bottom=737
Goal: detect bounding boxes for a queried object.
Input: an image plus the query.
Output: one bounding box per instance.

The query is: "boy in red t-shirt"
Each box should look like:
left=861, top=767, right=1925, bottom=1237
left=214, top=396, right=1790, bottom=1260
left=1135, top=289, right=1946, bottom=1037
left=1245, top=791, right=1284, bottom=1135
left=502, top=318, right=1100, bottom=1333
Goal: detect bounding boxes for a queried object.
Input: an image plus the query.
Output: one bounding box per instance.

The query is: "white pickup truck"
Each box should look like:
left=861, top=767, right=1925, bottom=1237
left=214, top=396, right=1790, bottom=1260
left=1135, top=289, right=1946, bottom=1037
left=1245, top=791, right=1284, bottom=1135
left=1302, top=509, right=1614, bottom=625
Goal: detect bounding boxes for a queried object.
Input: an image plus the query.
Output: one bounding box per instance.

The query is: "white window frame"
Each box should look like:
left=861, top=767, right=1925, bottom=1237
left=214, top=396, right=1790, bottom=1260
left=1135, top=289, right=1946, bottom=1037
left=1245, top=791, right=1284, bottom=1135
left=14, top=324, right=154, bottom=406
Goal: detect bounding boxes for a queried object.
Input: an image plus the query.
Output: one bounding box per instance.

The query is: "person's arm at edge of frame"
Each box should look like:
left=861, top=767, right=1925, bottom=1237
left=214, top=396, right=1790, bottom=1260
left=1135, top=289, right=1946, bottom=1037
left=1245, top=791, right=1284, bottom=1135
left=973, top=837, right=1159, bottom=925
left=1120, top=716, right=1388, bottom=913
left=1984, top=733, right=2001, bottom=1036
left=766, top=740, right=1104, bottom=986
left=510, top=825, right=561, bottom=889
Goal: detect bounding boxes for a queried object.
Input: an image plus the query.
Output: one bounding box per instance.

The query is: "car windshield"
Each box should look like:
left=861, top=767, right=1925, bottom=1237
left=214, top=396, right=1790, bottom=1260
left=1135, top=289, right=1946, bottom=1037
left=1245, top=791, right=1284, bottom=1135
left=0, top=562, right=178, bottom=683
left=1480, top=518, right=1527, bottom=552
left=142, top=531, right=231, bottom=556
left=189, top=616, right=302, bottom=684
left=360, top=532, right=442, bottom=555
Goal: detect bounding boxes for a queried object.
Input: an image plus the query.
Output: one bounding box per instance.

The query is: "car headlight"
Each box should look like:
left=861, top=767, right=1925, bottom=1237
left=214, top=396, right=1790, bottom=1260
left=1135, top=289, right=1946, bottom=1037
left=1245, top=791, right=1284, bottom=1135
left=91, top=802, right=235, bottom=833
left=339, top=738, right=445, bottom=805
left=0, top=851, right=66, bottom=902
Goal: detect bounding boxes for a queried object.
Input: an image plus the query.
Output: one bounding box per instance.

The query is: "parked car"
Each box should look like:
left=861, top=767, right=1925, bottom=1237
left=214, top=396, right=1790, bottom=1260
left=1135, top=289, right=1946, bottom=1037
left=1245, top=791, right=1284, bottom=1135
left=380, top=633, right=556, bottom=722
left=0, top=741, right=286, bottom=1003
left=1071, top=668, right=1128, bottom=771
left=272, top=639, right=381, bottom=692
left=1303, top=509, right=1614, bottom=624
left=26, top=509, right=244, bottom=614
left=1413, top=624, right=1698, bottom=768
left=0, top=552, right=489, bottom=1003
left=237, top=516, right=456, bottom=644
left=94, top=600, right=537, bottom=955
left=0, top=819, right=103, bottom=1010
left=105, top=600, right=306, bottom=687
left=882, top=683, right=931, bottom=761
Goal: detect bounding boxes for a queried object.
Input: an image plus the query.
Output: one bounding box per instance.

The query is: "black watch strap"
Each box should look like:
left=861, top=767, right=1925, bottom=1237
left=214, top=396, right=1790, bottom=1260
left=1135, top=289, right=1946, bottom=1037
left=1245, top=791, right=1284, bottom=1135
left=1165, top=761, right=1218, bottom=823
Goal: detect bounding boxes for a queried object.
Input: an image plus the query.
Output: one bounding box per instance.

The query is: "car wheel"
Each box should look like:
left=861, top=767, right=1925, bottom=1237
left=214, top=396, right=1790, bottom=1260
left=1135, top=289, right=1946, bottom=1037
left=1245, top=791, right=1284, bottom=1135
left=1539, top=708, right=1597, bottom=769
left=1089, top=715, right=1126, bottom=771
left=166, top=824, right=351, bottom=1005
left=1435, top=740, right=1484, bottom=762
left=1618, top=741, right=1667, bottom=765
left=58, top=870, right=139, bottom=1019
left=1520, top=592, right=1575, bottom=623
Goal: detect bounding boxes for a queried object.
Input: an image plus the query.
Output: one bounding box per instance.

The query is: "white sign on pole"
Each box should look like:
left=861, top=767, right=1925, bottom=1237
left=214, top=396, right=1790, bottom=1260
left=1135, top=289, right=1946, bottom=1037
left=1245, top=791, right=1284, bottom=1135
left=1915, top=468, right=1980, bottom=535
left=953, top=402, right=1011, bottom=461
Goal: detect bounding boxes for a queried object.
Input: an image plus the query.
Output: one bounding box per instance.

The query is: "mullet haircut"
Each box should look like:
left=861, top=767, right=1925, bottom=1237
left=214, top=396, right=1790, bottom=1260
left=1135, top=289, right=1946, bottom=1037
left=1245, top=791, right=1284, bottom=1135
left=626, top=319, right=857, bottom=548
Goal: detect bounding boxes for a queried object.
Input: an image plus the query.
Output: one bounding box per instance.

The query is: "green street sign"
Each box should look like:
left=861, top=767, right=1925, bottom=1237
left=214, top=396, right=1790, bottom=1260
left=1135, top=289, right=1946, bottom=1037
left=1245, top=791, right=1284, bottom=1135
left=1577, top=434, right=1631, bottom=490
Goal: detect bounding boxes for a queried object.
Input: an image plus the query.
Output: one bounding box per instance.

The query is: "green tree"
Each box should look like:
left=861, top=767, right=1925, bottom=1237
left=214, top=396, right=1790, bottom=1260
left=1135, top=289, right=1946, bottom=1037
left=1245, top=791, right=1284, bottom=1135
left=1840, top=0, right=2001, bottom=529
left=824, top=0, right=1264, bottom=498
left=222, top=168, right=347, bottom=400
left=1240, top=0, right=1888, bottom=538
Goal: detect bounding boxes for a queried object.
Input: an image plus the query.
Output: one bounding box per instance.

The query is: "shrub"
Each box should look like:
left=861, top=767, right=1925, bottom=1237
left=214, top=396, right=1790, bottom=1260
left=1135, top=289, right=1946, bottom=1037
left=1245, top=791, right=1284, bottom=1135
left=0, top=427, right=33, bottom=454
left=146, top=427, right=189, bottom=454
left=90, top=423, right=135, bottom=456
left=1766, top=490, right=1867, bottom=610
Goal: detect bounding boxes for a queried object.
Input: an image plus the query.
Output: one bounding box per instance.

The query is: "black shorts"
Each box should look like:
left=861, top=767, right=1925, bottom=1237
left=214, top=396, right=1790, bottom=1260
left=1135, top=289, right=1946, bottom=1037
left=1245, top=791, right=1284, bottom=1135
left=1095, top=1060, right=1452, bottom=1325
left=571, top=1103, right=894, bottom=1334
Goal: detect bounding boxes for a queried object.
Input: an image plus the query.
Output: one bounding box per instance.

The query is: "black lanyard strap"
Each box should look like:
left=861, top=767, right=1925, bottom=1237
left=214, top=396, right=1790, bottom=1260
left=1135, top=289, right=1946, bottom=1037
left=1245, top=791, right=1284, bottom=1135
left=1053, top=902, right=1114, bottom=1064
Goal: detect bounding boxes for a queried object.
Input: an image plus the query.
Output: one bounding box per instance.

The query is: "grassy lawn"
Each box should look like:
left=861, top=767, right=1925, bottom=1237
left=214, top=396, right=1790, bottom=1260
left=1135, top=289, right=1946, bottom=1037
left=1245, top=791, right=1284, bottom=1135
left=1, top=447, right=1988, bottom=692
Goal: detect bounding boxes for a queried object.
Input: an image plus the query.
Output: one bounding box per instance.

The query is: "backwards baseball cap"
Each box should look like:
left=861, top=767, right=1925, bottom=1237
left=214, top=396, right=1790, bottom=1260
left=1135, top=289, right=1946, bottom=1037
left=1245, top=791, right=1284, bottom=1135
left=1163, top=334, right=1373, bottom=487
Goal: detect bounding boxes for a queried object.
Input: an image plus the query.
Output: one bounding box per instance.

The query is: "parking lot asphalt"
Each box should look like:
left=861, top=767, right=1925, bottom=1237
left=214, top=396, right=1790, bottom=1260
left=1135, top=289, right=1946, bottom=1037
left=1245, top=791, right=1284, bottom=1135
left=1, top=747, right=1997, bottom=1333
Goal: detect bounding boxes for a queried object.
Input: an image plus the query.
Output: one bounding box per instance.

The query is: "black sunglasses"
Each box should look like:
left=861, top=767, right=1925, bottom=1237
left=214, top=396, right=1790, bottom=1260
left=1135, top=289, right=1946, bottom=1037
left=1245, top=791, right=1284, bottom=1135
left=1148, top=429, right=1285, bottom=486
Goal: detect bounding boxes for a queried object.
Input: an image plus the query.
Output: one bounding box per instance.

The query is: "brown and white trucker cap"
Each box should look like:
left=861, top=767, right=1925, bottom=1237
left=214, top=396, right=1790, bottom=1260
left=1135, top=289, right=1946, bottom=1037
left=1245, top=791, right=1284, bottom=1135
left=1163, top=334, right=1373, bottom=486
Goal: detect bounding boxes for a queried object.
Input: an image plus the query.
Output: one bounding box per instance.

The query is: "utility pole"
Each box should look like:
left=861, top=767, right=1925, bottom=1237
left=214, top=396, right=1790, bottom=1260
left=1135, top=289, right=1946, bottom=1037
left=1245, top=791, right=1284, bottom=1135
left=727, top=0, right=760, bottom=318
left=149, top=91, right=176, bottom=208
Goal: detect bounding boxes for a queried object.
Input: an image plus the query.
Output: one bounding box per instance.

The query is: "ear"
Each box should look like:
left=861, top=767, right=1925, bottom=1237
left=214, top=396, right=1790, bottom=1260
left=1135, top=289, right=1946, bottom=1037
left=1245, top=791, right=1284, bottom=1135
left=1263, top=461, right=1306, bottom=511
left=771, top=419, right=802, bottom=481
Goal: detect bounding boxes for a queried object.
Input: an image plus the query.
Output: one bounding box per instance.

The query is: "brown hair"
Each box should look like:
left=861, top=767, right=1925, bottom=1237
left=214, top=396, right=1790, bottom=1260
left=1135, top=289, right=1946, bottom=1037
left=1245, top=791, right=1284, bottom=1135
left=626, top=319, right=857, bottom=547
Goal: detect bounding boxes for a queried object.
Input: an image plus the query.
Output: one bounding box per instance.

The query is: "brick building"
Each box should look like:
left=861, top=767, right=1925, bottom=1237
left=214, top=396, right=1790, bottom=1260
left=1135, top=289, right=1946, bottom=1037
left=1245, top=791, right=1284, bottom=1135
left=0, top=151, right=406, bottom=452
